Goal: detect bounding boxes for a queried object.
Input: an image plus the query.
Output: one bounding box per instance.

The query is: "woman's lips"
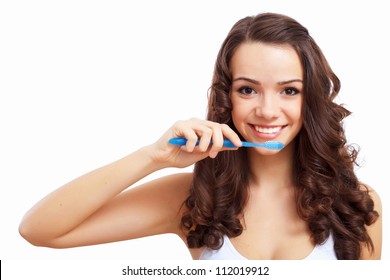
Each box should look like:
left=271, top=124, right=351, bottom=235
left=251, top=124, right=286, bottom=140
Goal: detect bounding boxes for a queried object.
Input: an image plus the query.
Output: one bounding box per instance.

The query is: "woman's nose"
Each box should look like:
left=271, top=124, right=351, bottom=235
left=255, top=94, right=280, bottom=120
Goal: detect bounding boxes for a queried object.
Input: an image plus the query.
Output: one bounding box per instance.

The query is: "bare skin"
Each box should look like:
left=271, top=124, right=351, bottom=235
left=18, top=119, right=241, bottom=259
left=18, top=118, right=382, bottom=259
left=19, top=42, right=382, bottom=260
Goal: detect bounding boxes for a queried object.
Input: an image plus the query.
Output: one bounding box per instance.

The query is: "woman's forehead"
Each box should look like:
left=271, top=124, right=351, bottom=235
left=230, top=42, right=304, bottom=83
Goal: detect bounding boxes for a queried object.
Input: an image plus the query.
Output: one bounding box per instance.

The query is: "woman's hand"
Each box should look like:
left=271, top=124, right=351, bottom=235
left=148, top=118, right=242, bottom=168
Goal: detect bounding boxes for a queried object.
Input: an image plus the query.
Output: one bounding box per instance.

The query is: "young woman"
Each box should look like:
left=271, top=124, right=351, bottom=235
left=19, top=12, right=382, bottom=260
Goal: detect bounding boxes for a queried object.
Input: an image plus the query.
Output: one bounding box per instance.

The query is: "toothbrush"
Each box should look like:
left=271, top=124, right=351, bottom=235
left=168, top=137, right=285, bottom=150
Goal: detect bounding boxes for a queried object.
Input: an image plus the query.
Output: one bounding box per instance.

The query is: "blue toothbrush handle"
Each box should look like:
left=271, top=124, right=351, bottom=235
left=168, top=137, right=237, bottom=148
left=168, top=137, right=188, bottom=146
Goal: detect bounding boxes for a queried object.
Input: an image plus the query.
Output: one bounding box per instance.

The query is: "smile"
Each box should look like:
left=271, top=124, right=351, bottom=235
left=253, top=125, right=284, bottom=134
left=250, top=124, right=287, bottom=140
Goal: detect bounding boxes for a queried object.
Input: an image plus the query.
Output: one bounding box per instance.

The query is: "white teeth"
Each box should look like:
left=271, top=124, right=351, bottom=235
left=254, top=126, right=282, bottom=134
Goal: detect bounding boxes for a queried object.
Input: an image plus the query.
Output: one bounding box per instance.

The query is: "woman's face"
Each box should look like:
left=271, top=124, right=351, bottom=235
left=230, top=42, right=303, bottom=154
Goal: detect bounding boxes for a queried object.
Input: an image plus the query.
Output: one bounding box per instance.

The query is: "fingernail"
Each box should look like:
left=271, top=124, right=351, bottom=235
left=210, top=151, right=218, bottom=158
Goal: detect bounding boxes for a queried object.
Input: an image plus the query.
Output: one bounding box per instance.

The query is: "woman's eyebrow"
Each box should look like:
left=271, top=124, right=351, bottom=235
left=232, top=77, right=260, bottom=85
left=233, top=77, right=303, bottom=85
left=278, top=79, right=303, bottom=85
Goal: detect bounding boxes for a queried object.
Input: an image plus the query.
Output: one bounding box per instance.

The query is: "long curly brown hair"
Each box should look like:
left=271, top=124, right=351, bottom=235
left=181, top=12, right=379, bottom=259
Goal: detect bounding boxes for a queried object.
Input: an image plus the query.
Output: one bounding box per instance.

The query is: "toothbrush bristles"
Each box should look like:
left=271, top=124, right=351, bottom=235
left=264, top=141, right=285, bottom=150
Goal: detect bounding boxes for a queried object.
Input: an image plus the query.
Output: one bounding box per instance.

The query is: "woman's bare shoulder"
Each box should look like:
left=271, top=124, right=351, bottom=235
left=125, top=172, right=194, bottom=231
left=125, top=172, right=193, bottom=215
left=131, top=172, right=193, bottom=202
left=359, top=183, right=382, bottom=212
left=359, top=183, right=382, bottom=259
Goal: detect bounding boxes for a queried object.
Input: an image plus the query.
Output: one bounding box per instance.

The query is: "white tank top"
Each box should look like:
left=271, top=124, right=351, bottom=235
left=199, top=234, right=337, bottom=260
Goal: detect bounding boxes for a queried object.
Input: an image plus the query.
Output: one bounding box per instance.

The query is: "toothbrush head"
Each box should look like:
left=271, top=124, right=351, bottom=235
left=241, top=141, right=285, bottom=150
left=262, top=141, right=285, bottom=150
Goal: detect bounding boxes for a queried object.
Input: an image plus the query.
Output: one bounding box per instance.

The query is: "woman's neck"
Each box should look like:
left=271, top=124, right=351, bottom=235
left=248, top=142, right=295, bottom=192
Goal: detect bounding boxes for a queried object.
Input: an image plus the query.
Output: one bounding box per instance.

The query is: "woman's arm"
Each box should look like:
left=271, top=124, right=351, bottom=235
left=18, top=146, right=185, bottom=247
left=19, top=118, right=241, bottom=248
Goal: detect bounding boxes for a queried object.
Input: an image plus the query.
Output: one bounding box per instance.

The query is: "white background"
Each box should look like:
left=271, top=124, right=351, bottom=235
left=0, top=0, right=388, bottom=270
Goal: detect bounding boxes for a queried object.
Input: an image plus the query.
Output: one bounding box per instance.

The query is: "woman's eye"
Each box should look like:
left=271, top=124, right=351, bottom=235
left=283, top=87, right=300, bottom=95
left=238, top=87, right=256, bottom=95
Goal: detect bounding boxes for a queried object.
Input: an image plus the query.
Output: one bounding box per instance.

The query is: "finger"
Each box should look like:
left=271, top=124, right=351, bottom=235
left=209, top=125, right=224, bottom=158
left=174, top=125, right=199, bottom=152
left=197, top=126, right=213, bottom=152
left=183, top=130, right=199, bottom=152
left=220, top=124, right=242, bottom=148
left=174, top=120, right=211, bottom=152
